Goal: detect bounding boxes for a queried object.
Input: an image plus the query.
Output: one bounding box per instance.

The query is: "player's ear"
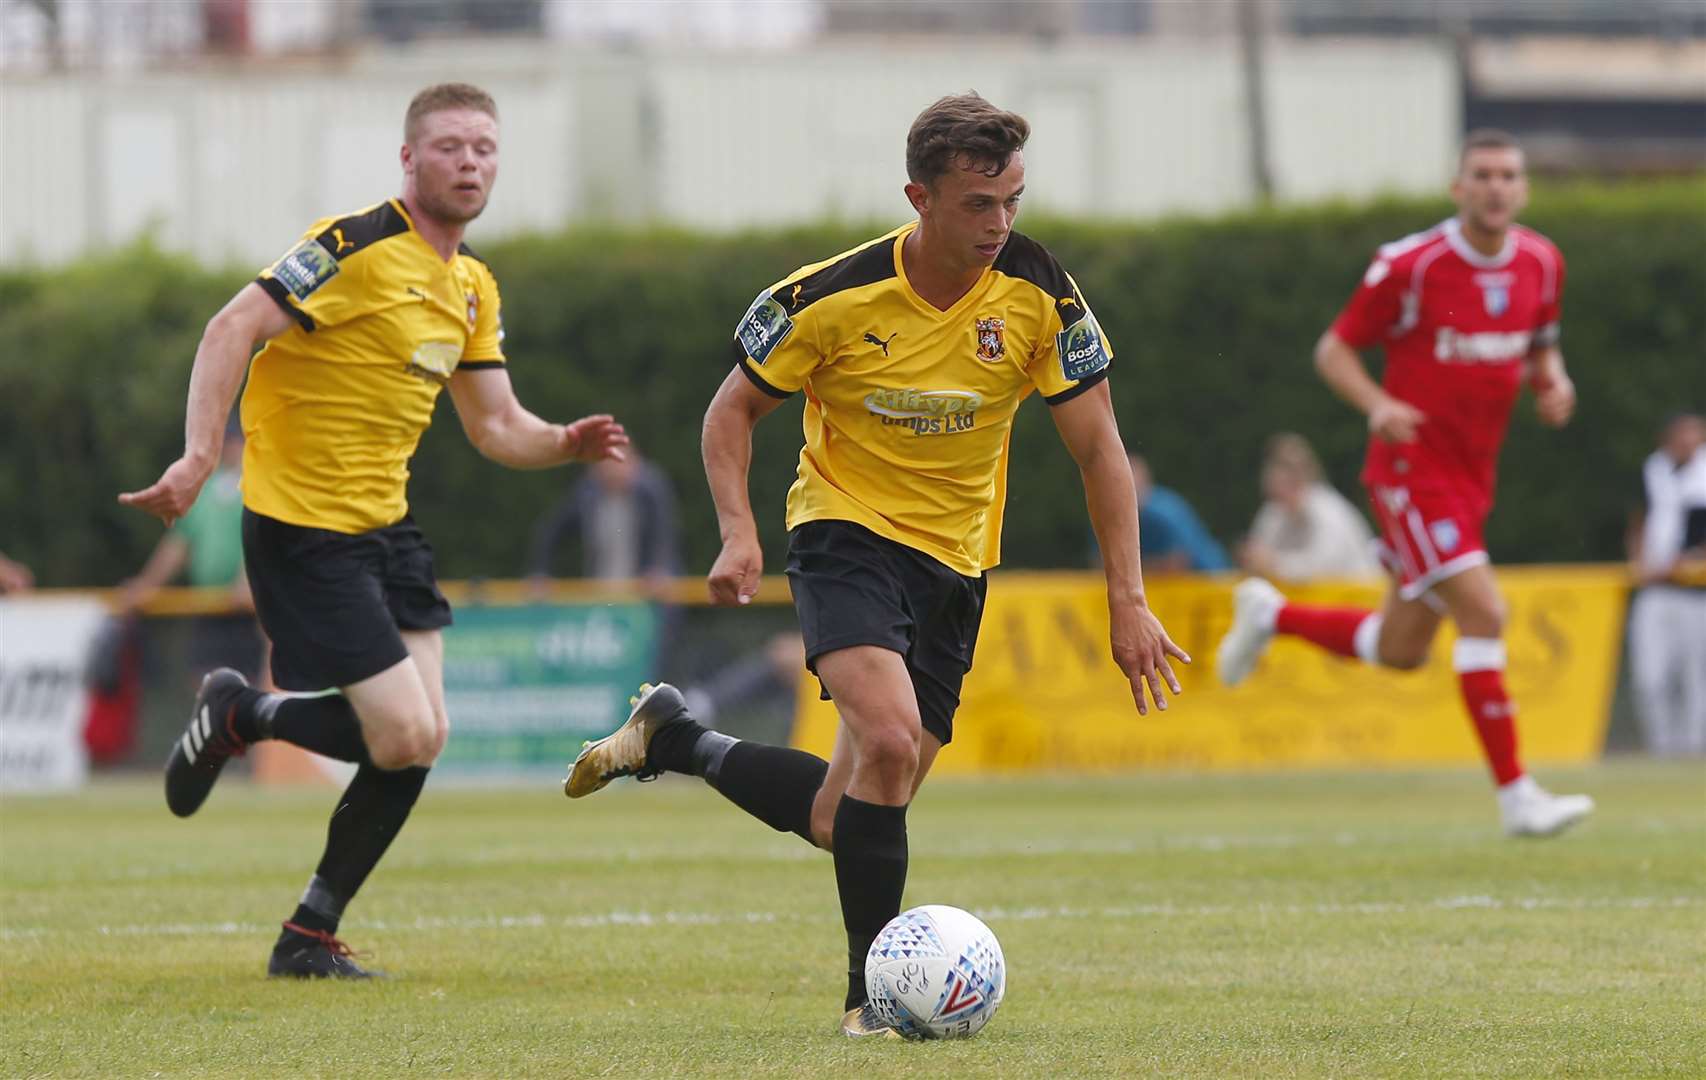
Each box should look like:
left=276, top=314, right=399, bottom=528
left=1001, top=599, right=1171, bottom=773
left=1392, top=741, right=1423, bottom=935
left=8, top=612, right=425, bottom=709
left=904, top=180, right=930, bottom=217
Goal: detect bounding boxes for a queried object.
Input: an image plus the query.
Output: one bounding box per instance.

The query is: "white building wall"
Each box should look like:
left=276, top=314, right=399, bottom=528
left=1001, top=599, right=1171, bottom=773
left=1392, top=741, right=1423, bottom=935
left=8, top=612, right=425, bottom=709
left=0, top=38, right=1457, bottom=268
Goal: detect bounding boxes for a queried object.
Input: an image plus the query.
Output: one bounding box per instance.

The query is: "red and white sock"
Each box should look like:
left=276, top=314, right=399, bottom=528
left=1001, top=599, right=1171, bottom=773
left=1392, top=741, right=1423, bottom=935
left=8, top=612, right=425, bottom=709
left=1274, top=603, right=1382, bottom=663
left=1454, top=637, right=1524, bottom=787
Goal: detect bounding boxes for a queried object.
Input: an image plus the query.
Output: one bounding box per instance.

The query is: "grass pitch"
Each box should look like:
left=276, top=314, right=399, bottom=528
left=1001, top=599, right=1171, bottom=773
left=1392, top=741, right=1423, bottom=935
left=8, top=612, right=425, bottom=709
left=3, top=760, right=1703, bottom=1078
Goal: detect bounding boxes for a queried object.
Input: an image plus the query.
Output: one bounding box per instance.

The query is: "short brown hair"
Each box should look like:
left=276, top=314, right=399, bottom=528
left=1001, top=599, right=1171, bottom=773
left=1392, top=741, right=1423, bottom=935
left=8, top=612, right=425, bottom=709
left=1263, top=432, right=1323, bottom=485
left=1460, top=128, right=1521, bottom=164
left=905, top=92, right=1030, bottom=187
left=405, top=83, right=498, bottom=144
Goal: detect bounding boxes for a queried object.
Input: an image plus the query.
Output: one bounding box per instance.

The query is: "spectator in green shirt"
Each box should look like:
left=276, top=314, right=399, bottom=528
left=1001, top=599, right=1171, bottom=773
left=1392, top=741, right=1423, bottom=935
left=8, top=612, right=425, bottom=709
left=122, top=429, right=265, bottom=680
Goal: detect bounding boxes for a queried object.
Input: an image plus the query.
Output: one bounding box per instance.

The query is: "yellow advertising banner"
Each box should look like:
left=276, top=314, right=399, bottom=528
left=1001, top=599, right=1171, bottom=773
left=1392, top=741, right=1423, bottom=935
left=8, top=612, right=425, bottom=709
left=791, top=567, right=1629, bottom=773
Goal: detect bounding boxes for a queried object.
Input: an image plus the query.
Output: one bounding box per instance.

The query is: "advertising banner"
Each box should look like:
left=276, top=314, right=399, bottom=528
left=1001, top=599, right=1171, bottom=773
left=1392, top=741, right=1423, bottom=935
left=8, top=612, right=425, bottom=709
left=0, top=597, right=105, bottom=793
left=434, top=602, right=658, bottom=775
left=791, top=568, right=1628, bottom=774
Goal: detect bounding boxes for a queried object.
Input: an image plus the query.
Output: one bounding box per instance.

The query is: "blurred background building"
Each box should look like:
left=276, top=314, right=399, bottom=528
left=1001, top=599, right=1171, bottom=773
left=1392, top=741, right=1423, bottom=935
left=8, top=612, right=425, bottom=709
left=2, top=0, right=1701, bottom=266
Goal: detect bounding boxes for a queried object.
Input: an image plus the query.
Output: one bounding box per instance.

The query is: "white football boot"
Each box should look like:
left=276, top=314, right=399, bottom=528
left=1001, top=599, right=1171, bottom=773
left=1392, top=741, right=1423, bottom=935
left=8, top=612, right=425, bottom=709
left=1216, top=577, right=1286, bottom=687
left=1497, top=776, right=1595, bottom=838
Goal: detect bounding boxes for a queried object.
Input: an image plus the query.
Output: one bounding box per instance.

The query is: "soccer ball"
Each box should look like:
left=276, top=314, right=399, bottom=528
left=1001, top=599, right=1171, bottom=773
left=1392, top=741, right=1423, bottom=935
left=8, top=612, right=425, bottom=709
left=865, top=904, right=1006, bottom=1039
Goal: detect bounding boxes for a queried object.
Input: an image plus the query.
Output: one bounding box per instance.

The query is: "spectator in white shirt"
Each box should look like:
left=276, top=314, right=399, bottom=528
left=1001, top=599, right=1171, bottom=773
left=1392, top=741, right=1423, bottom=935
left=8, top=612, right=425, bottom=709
left=1627, top=411, right=1706, bottom=757
left=1239, top=433, right=1379, bottom=583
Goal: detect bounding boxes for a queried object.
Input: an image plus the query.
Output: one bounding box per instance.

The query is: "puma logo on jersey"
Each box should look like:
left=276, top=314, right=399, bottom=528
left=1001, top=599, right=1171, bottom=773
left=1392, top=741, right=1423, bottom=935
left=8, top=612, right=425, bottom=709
left=864, top=331, right=897, bottom=356
left=791, top=283, right=804, bottom=308
left=406, top=286, right=428, bottom=302
left=332, top=228, right=353, bottom=253
left=1058, top=296, right=1076, bottom=308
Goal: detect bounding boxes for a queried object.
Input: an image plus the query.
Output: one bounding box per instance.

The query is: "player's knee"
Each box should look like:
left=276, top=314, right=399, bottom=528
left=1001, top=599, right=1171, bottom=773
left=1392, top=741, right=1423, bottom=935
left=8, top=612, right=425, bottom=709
left=860, top=723, right=921, bottom=782
left=1454, top=599, right=1506, bottom=639
left=367, top=715, right=435, bottom=769
left=421, top=709, right=449, bottom=764
left=1379, top=647, right=1430, bottom=671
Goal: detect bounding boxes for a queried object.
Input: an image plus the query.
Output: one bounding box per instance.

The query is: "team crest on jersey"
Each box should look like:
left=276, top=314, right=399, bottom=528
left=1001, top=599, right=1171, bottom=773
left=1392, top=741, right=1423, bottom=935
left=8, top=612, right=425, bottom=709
left=975, top=317, right=1006, bottom=362
left=736, top=289, right=794, bottom=365
left=1057, top=310, right=1110, bottom=383
left=1475, top=271, right=1514, bottom=318
left=270, top=237, right=339, bottom=302
left=1429, top=519, right=1461, bottom=555
left=1481, top=284, right=1509, bottom=317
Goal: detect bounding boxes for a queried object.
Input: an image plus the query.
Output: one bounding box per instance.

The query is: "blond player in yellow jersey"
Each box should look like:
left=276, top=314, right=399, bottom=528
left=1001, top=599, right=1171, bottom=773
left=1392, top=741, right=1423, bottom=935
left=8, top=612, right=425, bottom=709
left=120, top=84, right=628, bottom=977
left=565, top=93, right=1189, bottom=1036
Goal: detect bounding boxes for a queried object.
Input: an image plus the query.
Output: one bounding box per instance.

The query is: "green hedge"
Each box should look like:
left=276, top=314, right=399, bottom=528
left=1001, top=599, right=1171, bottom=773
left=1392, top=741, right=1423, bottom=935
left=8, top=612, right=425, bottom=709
left=3, top=182, right=1702, bottom=587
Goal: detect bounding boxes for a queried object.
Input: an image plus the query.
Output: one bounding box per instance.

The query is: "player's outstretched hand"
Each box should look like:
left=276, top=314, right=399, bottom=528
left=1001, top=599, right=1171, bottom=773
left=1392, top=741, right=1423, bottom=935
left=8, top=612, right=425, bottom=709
left=1533, top=371, right=1576, bottom=428
left=1368, top=397, right=1426, bottom=444
left=1111, top=601, right=1191, bottom=717
left=118, top=456, right=213, bottom=528
left=560, top=415, right=629, bottom=463
left=708, top=532, right=763, bottom=607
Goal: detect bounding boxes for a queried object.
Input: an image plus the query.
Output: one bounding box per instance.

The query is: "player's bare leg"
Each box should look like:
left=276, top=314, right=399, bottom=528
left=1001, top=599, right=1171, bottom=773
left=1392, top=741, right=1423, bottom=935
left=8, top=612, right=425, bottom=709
left=1431, top=565, right=1593, bottom=837
left=1219, top=574, right=1448, bottom=686
left=1370, top=587, right=1445, bottom=670
left=809, top=715, right=942, bottom=851
left=258, top=648, right=441, bottom=976
left=811, top=644, right=931, bottom=1039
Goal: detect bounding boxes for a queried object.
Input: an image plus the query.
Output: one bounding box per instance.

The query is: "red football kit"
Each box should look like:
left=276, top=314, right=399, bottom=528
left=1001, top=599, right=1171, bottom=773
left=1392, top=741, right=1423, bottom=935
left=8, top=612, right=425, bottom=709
left=1332, top=217, right=1564, bottom=599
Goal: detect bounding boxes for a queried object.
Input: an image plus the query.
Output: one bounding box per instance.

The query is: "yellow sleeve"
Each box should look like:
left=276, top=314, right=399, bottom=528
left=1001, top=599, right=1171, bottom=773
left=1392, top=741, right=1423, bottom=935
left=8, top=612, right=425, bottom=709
left=254, top=219, right=366, bottom=333
left=1027, top=272, right=1114, bottom=405
left=731, top=282, right=821, bottom=398
left=461, top=263, right=506, bottom=366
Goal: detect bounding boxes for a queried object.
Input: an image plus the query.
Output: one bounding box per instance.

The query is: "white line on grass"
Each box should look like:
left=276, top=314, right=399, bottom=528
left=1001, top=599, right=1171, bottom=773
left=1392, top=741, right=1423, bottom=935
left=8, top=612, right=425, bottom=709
left=3, top=895, right=1697, bottom=941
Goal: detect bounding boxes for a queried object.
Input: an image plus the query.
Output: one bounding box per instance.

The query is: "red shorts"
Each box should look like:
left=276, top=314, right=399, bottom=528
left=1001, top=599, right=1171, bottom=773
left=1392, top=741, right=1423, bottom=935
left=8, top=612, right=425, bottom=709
left=1366, top=480, right=1490, bottom=602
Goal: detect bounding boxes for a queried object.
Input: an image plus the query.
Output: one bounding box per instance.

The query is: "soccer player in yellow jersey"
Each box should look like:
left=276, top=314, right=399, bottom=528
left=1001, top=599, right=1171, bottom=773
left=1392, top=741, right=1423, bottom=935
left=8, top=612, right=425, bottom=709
left=120, top=83, right=628, bottom=977
left=565, top=93, right=1188, bottom=1035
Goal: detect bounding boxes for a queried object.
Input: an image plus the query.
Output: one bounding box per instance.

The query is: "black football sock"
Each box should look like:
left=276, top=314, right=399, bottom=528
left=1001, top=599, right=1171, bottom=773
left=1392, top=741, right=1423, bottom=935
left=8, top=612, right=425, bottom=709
left=704, top=741, right=829, bottom=846
left=648, top=720, right=829, bottom=846
left=642, top=718, right=719, bottom=776
left=309, top=764, right=430, bottom=910
left=280, top=875, right=345, bottom=940
left=249, top=692, right=371, bottom=765
left=832, top=795, right=909, bottom=1010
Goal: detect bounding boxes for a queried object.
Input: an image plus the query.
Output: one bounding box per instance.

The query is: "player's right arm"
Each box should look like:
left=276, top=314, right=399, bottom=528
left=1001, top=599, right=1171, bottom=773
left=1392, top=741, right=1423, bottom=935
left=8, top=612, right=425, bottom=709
left=702, top=368, right=786, bottom=606
left=1314, top=332, right=1424, bottom=444
left=1316, top=251, right=1425, bottom=444
left=118, top=284, right=293, bottom=526
left=704, top=278, right=824, bottom=606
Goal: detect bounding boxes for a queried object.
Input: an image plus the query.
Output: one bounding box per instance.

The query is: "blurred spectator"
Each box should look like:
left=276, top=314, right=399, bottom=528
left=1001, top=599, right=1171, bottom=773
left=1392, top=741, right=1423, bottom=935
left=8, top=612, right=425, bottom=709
left=682, top=631, right=805, bottom=735
left=0, top=551, right=33, bottom=593
left=1627, top=411, right=1706, bottom=757
left=528, top=449, right=684, bottom=669
left=527, top=450, right=681, bottom=593
left=1238, top=433, right=1379, bottom=582
left=119, top=429, right=266, bottom=681
left=1094, top=453, right=1230, bottom=574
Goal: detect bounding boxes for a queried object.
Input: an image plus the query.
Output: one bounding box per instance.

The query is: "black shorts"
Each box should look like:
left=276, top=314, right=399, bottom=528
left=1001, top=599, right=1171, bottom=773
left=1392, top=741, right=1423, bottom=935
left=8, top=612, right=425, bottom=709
left=785, top=519, right=986, bottom=746
left=241, top=509, right=452, bottom=691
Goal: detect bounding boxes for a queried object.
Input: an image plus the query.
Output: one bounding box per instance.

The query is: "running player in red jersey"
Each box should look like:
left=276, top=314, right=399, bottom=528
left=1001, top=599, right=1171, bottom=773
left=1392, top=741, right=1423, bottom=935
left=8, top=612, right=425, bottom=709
left=1216, top=130, right=1593, bottom=837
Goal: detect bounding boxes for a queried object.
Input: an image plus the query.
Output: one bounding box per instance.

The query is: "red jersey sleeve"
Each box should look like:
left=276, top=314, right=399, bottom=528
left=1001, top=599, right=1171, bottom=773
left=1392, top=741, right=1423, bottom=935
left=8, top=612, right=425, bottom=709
left=1331, top=252, right=1404, bottom=349
left=1533, top=243, right=1565, bottom=349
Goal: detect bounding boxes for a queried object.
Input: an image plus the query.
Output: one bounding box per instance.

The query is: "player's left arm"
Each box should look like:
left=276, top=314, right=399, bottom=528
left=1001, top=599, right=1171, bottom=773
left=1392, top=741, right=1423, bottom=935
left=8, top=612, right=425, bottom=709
left=446, top=366, right=628, bottom=469
left=1050, top=381, right=1191, bottom=715
left=1527, top=345, right=1574, bottom=428
left=1527, top=243, right=1573, bottom=428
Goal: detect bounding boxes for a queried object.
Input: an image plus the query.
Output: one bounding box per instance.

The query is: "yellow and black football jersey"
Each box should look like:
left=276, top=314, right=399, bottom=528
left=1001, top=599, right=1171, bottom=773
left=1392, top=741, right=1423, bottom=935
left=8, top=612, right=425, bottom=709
left=243, top=199, right=505, bottom=534
left=733, top=222, right=1113, bottom=576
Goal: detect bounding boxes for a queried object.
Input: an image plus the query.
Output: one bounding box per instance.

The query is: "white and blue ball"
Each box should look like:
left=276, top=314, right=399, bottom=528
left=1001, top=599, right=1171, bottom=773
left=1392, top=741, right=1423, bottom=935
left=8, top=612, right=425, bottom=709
left=865, top=904, right=1006, bottom=1039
